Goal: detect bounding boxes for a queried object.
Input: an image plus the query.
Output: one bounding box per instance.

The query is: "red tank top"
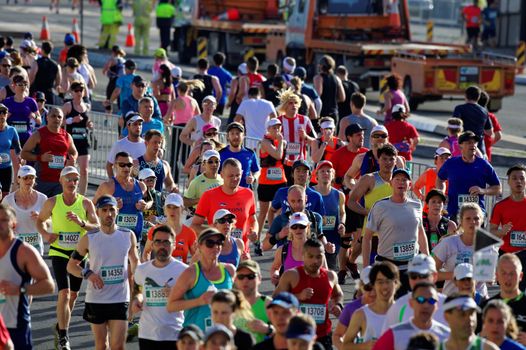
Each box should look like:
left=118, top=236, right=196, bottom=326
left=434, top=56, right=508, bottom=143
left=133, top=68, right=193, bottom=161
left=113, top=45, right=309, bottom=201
left=259, top=136, right=286, bottom=185
left=38, top=126, right=70, bottom=182
left=290, top=266, right=332, bottom=338
left=247, top=72, right=264, bottom=87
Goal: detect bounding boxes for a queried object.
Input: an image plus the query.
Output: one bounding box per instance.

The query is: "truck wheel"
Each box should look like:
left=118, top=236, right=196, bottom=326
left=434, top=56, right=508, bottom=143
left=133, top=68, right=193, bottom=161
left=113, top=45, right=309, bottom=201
left=488, top=98, right=502, bottom=112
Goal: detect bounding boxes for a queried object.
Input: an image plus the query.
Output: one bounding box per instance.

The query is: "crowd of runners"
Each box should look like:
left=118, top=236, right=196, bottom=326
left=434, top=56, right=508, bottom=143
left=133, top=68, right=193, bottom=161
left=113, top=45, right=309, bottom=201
left=0, top=31, right=525, bottom=350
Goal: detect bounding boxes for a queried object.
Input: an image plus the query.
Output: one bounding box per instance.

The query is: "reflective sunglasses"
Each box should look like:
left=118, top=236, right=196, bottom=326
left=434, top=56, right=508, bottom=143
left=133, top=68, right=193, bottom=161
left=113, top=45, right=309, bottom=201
left=237, top=273, right=257, bottom=280
left=204, top=238, right=224, bottom=248
left=206, top=160, right=219, bottom=165
left=216, top=217, right=234, bottom=224
left=290, top=224, right=307, bottom=230
left=118, top=163, right=133, bottom=168
left=414, top=296, right=438, bottom=305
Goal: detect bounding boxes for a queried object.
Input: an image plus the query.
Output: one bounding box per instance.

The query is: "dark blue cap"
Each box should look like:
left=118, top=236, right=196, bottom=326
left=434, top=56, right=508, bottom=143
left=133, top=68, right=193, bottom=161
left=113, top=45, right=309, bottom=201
left=392, top=168, right=411, bottom=180
left=293, top=66, right=307, bottom=79
left=267, top=292, right=300, bottom=309
left=64, top=33, right=75, bottom=45
left=96, top=195, right=118, bottom=208
left=285, top=316, right=316, bottom=342
left=292, top=159, right=311, bottom=172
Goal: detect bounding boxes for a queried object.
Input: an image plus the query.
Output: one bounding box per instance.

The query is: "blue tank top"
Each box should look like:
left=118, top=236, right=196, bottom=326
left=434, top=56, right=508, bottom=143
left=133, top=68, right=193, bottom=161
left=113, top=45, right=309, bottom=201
left=321, top=188, right=341, bottom=247
left=360, top=150, right=379, bottom=176
left=113, top=177, right=144, bottom=239
left=218, top=237, right=240, bottom=267
left=138, top=156, right=166, bottom=192
left=183, top=262, right=233, bottom=331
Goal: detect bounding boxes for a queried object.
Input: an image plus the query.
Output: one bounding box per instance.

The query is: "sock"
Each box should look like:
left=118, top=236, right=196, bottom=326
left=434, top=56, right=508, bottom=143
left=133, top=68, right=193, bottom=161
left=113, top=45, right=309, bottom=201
left=58, top=329, right=68, bottom=338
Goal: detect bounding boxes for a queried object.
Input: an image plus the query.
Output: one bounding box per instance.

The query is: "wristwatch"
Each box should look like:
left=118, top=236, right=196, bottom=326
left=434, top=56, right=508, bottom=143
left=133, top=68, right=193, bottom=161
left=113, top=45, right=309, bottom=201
left=20, top=286, right=27, bottom=294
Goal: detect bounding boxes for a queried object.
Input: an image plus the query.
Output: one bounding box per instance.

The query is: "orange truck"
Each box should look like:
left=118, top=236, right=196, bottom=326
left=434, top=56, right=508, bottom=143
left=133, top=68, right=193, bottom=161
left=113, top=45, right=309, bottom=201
left=174, top=0, right=516, bottom=110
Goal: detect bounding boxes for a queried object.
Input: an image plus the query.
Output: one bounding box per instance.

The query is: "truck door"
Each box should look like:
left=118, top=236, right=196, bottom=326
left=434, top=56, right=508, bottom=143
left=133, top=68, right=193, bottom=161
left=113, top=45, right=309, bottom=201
left=286, top=0, right=309, bottom=50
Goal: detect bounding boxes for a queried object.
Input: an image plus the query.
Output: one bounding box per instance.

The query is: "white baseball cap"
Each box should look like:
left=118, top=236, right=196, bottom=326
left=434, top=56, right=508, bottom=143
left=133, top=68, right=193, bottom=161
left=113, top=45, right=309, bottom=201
left=454, top=263, right=473, bottom=280
left=18, top=165, right=37, bottom=177
left=213, top=209, right=236, bottom=223
left=443, top=295, right=480, bottom=312
left=238, top=63, right=248, bottom=75
left=320, top=119, right=336, bottom=130
left=202, top=150, right=220, bottom=162
left=391, top=104, right=406, bottom=114
left=165, top=193, right=183, bottom=207
left=138, top=168, right=156, bottom=180
left=435, top=147, right=452, bottom=156
left=289, top=212, right=310, bottom=227
left=60, top=166, right=79, bottom=177
left=265, top=118, right=282, bottom=129
left=370, top=125, right=388, bottom=136
left=171, top=66, right=182, bottom=78
left=361, top=265, right=373, bottom=286
left=408, top=254, right=437, bottom=274
left=203, top=95, right=217, bottom=104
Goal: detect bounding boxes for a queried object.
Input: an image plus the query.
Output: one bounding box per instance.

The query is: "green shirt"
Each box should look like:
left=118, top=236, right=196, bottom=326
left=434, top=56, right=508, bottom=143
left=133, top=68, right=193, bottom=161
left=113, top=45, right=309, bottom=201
left=185, top=173, right=223, bottom=208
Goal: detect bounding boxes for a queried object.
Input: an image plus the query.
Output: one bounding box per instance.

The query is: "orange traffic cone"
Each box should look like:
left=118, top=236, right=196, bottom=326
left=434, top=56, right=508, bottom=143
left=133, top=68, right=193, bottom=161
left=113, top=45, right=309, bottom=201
left=213, top=8, right=239, bottom=21
left=72, top=18, right=80, bottom=44
left=125, top=23, right=135, bottom=48
left=40, top=16, right=50, bottom=41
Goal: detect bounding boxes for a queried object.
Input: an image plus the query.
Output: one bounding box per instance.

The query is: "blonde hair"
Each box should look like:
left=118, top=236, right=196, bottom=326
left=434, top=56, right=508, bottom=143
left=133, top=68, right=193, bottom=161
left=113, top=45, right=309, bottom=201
left=177, top=79, right=205, bottom=93
left=277, top=88, right=301, bottom=114
left=458, top=202, right=483, bottom=225
left=447, top=117, right=463, bottom=135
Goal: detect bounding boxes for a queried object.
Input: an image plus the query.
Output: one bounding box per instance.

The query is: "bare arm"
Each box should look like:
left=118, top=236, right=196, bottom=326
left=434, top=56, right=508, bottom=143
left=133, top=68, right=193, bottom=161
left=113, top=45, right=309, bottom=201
left=310, top=140, right=326, bottom=163
left=19, top=245, right=54, bottom=295
left=128, top=232, right=139, bottom=275
left=36, top=198, right=56, bottom=243
left=190, top=215, right=206, bottom=235
left=212, top=76, right=222, bottom=102
left=313, top=75, right=323, bottom=96
left=141, top=238, right=153, bottom=263
left=162, top=161, right=178, bottom=192
left=109, top=87, right=121, bottom=104
left=343, top=154, right=364, bottom=189
left=273, top=269, right=296, bottom=295
left=179, top=118, right=196, bottom=146
left=343, top=310, right=374, bottom=350
left=29, top=60, right=38, bottom=84
left=336, top=76, right=345, bottom=103
left=260, top=138, right=284, bottom=160
left=167, top=266, right=214, bottom=312
left=417, top=225, right=429, bottom=255
left=362, top=228, right=374, bottom=268
left=433, top=255, right=453, bottom=281
left=347, top=176, right=372, bottom=216
left=82, top=199, right=100, bottom=230
left=435, top=177, right=447, bottom=192
left=338, top=118, right=350, bottom=140
left=20, top=131, right=41, bottom=162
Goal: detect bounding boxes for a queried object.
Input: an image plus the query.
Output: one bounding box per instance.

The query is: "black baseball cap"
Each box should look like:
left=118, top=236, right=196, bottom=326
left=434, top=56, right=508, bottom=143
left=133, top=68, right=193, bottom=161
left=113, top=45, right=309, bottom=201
left=35, top=91, right=46, bottom=101
left=124, top=59, right=136, bottom=69
left=293, top=66, right=307, bottom=80
left=292, top=159, right=311, bottom=172
left=226, top=122, right=244, bottom=133
left=132, top=75, right=146, bottom=85
left=458, top=131, right=480, bottom=144
left=425, top=189, right=447, bottom=203
left=345, top=123, right=365, bottom=137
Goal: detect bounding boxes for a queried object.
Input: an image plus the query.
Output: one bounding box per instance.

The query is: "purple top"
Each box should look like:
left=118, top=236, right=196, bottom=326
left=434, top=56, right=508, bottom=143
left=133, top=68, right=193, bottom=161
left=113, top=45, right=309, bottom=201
left=4, top=96, right=38, bottom=144
left=385, top=89, right=407, bottom=124
left=338, top=297, right=364, bottom=327
left=283, top=243, right=304, bottom=271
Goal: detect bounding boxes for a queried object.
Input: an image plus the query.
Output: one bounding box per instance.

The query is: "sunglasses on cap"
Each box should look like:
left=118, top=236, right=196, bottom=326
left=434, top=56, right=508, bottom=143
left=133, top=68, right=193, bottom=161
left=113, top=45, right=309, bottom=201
left=204, top=238, right=224, bottom=248
left=413, top=296, right=438, bottom=305
left=290, top=224, right=307, bottom=230
left=216, top=217, right=234, bottom=224
left=237, top=273, right=257, bottom=280
left=408, top=272, right=431, bottom=280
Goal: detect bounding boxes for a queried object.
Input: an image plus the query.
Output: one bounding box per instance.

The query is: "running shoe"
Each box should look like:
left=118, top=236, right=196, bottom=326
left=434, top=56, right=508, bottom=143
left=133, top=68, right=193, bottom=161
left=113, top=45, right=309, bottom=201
left=58, top=336, right=71, bottom=350
left=254, top=241, right=263, bottom=256
left=347, top=262, right=360, bottom=280
left=337, top=270, right=347, bottom=285
left=126, top=322, right=139, bottom=342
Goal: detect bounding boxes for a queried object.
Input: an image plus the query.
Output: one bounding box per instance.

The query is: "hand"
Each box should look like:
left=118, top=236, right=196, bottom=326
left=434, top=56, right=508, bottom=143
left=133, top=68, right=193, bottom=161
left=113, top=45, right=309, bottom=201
left=146, top=215, right=157, bottom=223
left=276, top=132, right=283, bottom=142
left=241, top=251, right=251, bottom=260
left=136, top=200, right=147, bottom=211
left=248, top=319, right=270, bottom=334
left=278, top=227, right=288, bottom=240
left=87, top=120, right=94, bottom=129
left=199, top=291, right=215, bottom=305
left=88, top=273, right=104, bottom=289
left=0, top=280, right=23, bottom=296
left=170, top=185, right=180, bottom=194
left=271, top=272, right=280, bottom=286
left=330, top=302, right=342, bottom=317
left=131, top=298, right=143, bottom=314
left=248, top=231, right=258, bottom=243
left=325, top=242, right=336, bottom=254
left=517, top=331, right=526, bottom=345
left=40, top=151, right=53, bottom=163
left=246, top=174, right=254, bottom=185
left=30, top=211, right=39, bottom=222
left=337, top=224, right=345, bottom=236
left=66, top=211, right=83, bottom=226
left=103, top=99, right=111, bottom=107
left=73, top=115, right=84, bottom=123
left=502, top=222, right=513, bottom=235
left=65, top=155, right=76, bottom=167
left=298, top=128, right=306, bottom=140
left=469, top=186, right=484, bottom=195
left=299, top=287, right=314, bottom=301
left=116, top=197, right=123, bottom=209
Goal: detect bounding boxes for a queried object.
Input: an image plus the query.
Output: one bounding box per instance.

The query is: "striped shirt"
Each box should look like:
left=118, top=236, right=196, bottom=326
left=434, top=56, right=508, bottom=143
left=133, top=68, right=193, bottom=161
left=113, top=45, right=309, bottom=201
left=277, top=114, right=314, bottom=165
left=374, top=320, right=450, bottom=350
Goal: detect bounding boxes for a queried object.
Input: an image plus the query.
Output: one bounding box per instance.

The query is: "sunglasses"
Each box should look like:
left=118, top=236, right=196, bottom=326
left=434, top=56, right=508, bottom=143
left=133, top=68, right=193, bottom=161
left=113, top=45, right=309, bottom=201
left=408, top=272, right=430, bottom=280
left=73, top=89, right=83, bottom=93
left=36, top=99, right=45, bottom=103
left=216, top=217, right=233, bottom=224
left=65, top=177, right=79, bottom=183
left=0, top=111, right=6, bottom=115
left=205, top=132, right=218, bottom=136
left=414, top=296, right=438, bottom=305
left=372, top=134, right=388, bottom=139
left=204, top=238, right=224, bottom=248
left=363, top=284, right=374, bottom=292
left=21, top=175, right=35, bottom=180
left=16, top=82, right=28, bottom=87
left=136, top=84, right=146, bottom=88
left=153, top=239, right=172, bottom=247
left=118, top=163, right=133, bottom=168
left=206, top=160, right=219, bottom=165
left=237, top=273, right=257, bottom=280
left=290, top=224, right=307, bottom=230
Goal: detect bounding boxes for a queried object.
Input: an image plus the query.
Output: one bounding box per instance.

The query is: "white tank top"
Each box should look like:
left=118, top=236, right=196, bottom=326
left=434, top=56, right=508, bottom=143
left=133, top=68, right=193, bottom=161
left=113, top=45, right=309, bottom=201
left=85, top=228, right=132, bottom=303
left=191, top=114, right=221, bottom=142
left=362, top=305, right=387, bottom=342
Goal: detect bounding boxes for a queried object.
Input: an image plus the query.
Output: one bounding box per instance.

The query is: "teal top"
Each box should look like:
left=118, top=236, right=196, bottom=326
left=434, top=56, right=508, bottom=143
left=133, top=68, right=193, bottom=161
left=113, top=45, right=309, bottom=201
left=183, top=262, right=233, bottom=331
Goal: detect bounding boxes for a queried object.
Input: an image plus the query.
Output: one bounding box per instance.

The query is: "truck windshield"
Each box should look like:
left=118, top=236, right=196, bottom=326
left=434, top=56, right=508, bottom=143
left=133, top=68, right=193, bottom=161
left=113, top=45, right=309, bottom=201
left=325, top=0, right=381, bottom=15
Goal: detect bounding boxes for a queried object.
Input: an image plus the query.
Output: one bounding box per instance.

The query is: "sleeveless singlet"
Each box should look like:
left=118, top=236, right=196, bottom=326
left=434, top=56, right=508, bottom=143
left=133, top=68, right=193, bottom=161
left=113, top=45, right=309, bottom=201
left=30, top=56, right=58, bottom=97
left=191, top=114, right=221, bottom=142
left=320, top=73, right=338, bottom=118
left=362, top=305, right=386, bottom=342
left=360, top=150, right=380, bottom=176
left=439, top=336, right=485, bottom=350
left=2, top=85, right=14, bottom=100
left=192, top=74, right=213, bottom=107
left=50, top=194, right=87, bottom=259
left=423, top=213, right=450, bottom=250
left=297, top=93, right=308, bottom=116
left=158, top=85, right=172, bottom=116
left=37, top=126, right=70, bottom=182
left=445, top=135, right=461, bottom=157
left=321, top=188, right=341, bottom=246
left=247, top=72, right=264, bottom=88
left=218, top=236, right=240, bottom=267
left=138, top=156, right=166, bottom=192
left=85, top=228, right=132, bottom=303
left=259, top=136, right=286, bottom=185
left=361, top=172, right=393, bottom=236
left=0, top=239, right=31, bottom=329
left=173, top=95, right=195, bottom=125
left=183, top=262, right=233, bottom=331
left=283, top=242, right=304, bottom=271
left=65, top=102, right=90, bottom=155
left=385, top=89, right=406, bottom=124
left=113, top=178, right=144, bottom=239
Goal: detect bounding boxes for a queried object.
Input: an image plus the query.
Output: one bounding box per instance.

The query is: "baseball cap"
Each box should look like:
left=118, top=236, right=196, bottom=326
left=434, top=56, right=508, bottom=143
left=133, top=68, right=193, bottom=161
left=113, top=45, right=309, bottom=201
left=226, top=122, right=244, bottom=133
left=425, top=189, right=447, bottom=203
left=345, top=123, right=365, bottom=137
left=370, top=125, right=388, bottom=136
left=408, top=254, right=437, bottom=274
left=24, top=32, right=33, bottom=40
left=198, top=227, right=224, bottom=243
left=96, top=195, right=118, bottom=208
left=178, top=324, right=204, bottom=341
left=64, top=33, right=75, bottom=45
left=203, top=95, right=217, bottom=104
left=435, top=147, right=452, bottom=156
left=171, top=66, right=182, bottom=78
left=454, top=263, right=473, bottom=280
left=361, top=265, right=373, bottom=286
left=265, top=118, right=282, bottom=129
left=60, top=166, right=79, bottom=178
left=18, top=165, right=37, bottom=177
left=124, top=59, right=136, bottom=69
left=20, top=39, right=36, bottom=50
left=320, top=119, right=336, bottom=130
left=238, top=63, right=248, bottom=75
left=138, top=168, right=156, bottom=180
left=392, top=104, right=406, bottom=114
left=316, top=160, right=333, bottom=171
left=125, top=112, right=143, bottom=125
left=0, top=103, right=8, bottom=113
left=267, top=292, right=300, bottom=309
left=392, top=168, right=411, bottom=180
left=132, top=75, right=146, bottom=85
left=285, top=316, right=316, bottom=342
left=153, top=48, right=167, bottom=58
left=443, top=295, right=480, bottom=312
left=293, top=66, right=307, bottom=80
left=34, top=91, right=46, bottom=101
left=204, top=324, right=233, bottom=343
left=165, top=193, right=183, bottom=207
left=202, top=123, right=218, bottom=134
left=292, top=159, right=312, bottom=172
left=202, top=149, right=220, bottom=162
left=237, top=259, right=260, bottom=274
left=289, top=212, right=310, bottom=227
left=213, top=209, right=236, bottom=223
left=458, top=131, right=480, bottom=144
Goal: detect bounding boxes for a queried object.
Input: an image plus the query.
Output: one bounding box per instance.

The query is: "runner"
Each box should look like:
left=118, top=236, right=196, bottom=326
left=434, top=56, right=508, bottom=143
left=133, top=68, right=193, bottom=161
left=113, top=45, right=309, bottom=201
left=21, top=107, right=77, bottom=197
left=67, top=195, right=139, bottom=350
left=3, top=166, right=47, bottom=256
left=208, top=52, right=232, bottom=116
left=132, top=224, right=187, bottom=349
left=234, top=87, right=277, bottom=141
left=138, top=129, right=177, bottom=193
left=137, top=168, right=165, bottom=244
left=176, top=325, right=204, bottom=350
left=122, top=98, right=164, bottom=137
left=28, top=41, right=60, bottom=105
left=36, top=166, right=99, bottom=350
left=453, top=263, right=486, bottom=306
left=310, top=117, right=344, bottom=169
left=0, top=203, right=54, bottom=350
left=183, top=150, right=223, bottom=213
left=438, top=118, right=463, bottom=157
left=313, top=55, right=345, bottom=123
left=179, top=95, right=221, bottom=146
left=480, top=300, right=525, bottom=350
left=0, top=103, right=20, bottom=197
left=167, top=228, right=235, bottom=332
left=275, top=238, right=344, bottom=350
left=422, top=189, right=457, bottom=251
left=412, top=147, right=451, bottom=211
left=285, top=314, right=322, bottom=350
left=120, top=76, right=162, bottom=128
left=212, top=209, right=245, bottom=267
left=385, top=104, right=419, bottom=161
left=338, top=93, right=378, bottom=148
left=192, top=58, right=222, bottom=109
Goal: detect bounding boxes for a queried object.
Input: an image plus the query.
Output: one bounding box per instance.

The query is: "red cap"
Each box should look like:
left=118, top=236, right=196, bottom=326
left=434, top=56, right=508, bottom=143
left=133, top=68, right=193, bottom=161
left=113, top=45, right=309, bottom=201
left=316, top=160, right=334, bottom=171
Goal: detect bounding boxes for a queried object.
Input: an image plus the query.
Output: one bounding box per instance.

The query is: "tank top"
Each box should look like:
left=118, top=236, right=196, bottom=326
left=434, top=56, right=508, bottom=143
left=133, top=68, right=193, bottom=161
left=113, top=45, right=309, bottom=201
left=37, top=126, right=70, bottom=182
left=158, top=85, right=172, bottom=116
left=113, top=177, right=144, bottom=239
left=259, top=136, right=286, bottom=185
left=438, top=336, right=484, bottom=350
left=283, top=242, right=304, bottom=271
left=85, top=228, right=131, bottom=303
left=50, top=194, right=87, bottom=259
left=362, top=305, right=386, bottom=342
left=385, top=89, right=406, bottom=124
left=107, top=57, right=125, bottom=79
left=2, top=85, right=14, bottom=100
left=297, top=93, right=308, bottom=116
left=290, top=266, right=332, bottom=338
left=183, top=262, right=233, bottom=331
left=247, top=72, right=264, bottom=88
left=251, top=295, right=271, bottom=343
left=445, top=135, right=461, bottom=157
left=30, top=56, right=58, bottom=95
left=320, top=73, right=338, bottom=118
left=138, top=156, right=166, bottom=192
left=321, top=188, right=341, bottom=246
left=192, top=73, right=213, bottom=107
left=360, top=150, right=380, bottom=176
left=65, top=103, right=89, bottom=142
left=0, top=239, right=31, bottom=329
left=173, top=95, right=195, bottom=125
left=423, top=213, right=450, bottom=250
left=361, top=172, right=393, bottom=236
left=191, top=115, right=221, bottom=142
left=218, top=237, right=240, bottom=267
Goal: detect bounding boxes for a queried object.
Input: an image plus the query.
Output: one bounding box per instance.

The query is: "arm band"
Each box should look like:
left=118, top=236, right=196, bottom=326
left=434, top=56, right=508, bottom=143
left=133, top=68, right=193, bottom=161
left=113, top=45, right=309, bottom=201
left=71, top=250, right=85, bottom=261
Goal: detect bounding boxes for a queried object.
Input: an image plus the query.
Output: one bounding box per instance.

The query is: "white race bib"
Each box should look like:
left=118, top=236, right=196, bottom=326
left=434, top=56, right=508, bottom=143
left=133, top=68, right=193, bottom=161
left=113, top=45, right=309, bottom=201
left=205, top=317, right=213, bottom=330
left=49, top=155, right=65, bottom=169
left=323, top=216, right=337, bottom=231
left=14, top=123, right=27, bottom=133
left=58, top=231, right=80, bottom=249
left=100, top=265, right=125, bottom=284
left=231, top=229, right=243, bottom=239
left=117, top=214, right=138, bottom=228
left=510, top=231, right=526, bottom=247
left=17, top=232, right=41, bottom=251
left=458, top=194, right=478, bottom=206
left=393, top=241, right=416, bottom=261
left=0, top=153, right=10, bottom=164
left=286, top=142, right=301, bottom=156
left=145, top=286, right=169, bottom=307
left=266, top=167, right=283, bottom=181
left=300, top=303, right=326, bottom=324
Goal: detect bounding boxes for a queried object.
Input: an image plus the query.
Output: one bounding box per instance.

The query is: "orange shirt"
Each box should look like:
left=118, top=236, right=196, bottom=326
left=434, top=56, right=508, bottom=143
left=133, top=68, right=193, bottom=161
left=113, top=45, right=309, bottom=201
left=490, top=197, right=526, bottom=253
left=413, top=168, right=448, bottom=213
left=147, top=224, right=197, bottom=263
left=195, top=186, right=256, bottom=252
left=463, top=5, right=481, bottom=28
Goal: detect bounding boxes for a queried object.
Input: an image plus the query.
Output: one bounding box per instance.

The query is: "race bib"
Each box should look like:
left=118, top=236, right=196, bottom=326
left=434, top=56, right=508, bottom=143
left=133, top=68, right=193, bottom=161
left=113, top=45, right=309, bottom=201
left=58, top=231, right=80, bottom=249
left=205, top=317, right=213, bottom=330
left=117, top=214, right=138, bottom=229
left=323, top=216, right=336, bottom=231
left=100, top=265, right=125, bottom=285
left=510, top=231, right=526, bottom=247
left=266, top=167, right=283, bottom=181
left=286, top=142, right=301, bottom=156
left=393, top=241, right=416, bottom=261
left=49, top=155, right=65, bottom=169
left=17, top=232, right=41, bottom=251
left=231, top=229, right=243, bottom=239
left=145, top=286, right=169, bottom=307
left=458, top=194, right=478, bottom=206
left=300, top=303, right=326, bottom=324
left=71, top=127, right=87, bottom=139
left=14, top=122, right=27, bottom=134
left=0, top=153, right=10, bottom=164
